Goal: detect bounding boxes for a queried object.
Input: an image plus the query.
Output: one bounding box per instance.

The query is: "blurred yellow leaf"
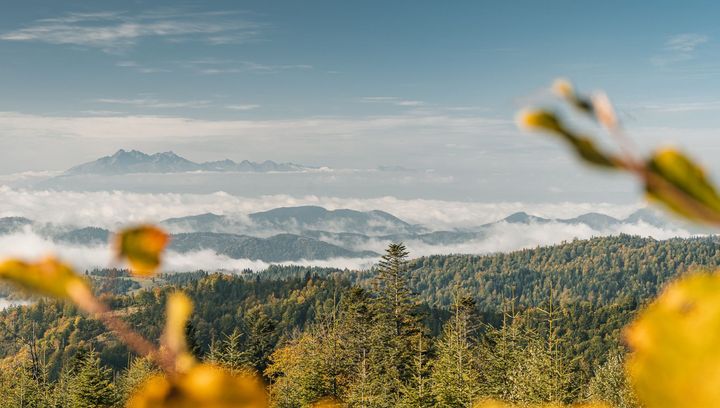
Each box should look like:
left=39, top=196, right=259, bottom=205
left=645, top=148, right=720, bottom=224
left=163, top=292, right=195, bottom=373
left=518, top=109, right=619, bottom=169
left=552, top=78, right=574, bottom=99
left=518, top=109, right=564, bottom=134
left=115, top=225, right=169, bottom=277
left=126, top=364, right=267, bottom=408
left=552, top=78, right=594, bottom=115
left=626, top=272, right=720, bottom=408
left=0, top=257, right=92, bottom=304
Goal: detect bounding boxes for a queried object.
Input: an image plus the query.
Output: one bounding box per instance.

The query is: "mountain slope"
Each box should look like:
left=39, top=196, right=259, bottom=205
left=560, top=213, right=621, bottom=229
left=248, top=205, right=423, bottom=235
left=169, top=232, right=378, bottom=262
left=347, top=234, right=720, bottom=310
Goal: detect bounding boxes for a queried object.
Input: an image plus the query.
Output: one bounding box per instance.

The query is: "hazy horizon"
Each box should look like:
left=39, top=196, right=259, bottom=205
left=3, top=1, right=720, bottom=204
left=1, top=1, right=718, bottom=271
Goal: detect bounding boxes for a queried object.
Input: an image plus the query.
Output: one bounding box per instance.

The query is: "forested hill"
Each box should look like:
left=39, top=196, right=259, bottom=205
left=1, top=234, right=719, bottom=406
left=348, top=234, right=720, bottom=309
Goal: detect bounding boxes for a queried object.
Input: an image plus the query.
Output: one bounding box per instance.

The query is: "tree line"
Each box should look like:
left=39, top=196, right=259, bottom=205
left=2, top=235, right=715, bottom=406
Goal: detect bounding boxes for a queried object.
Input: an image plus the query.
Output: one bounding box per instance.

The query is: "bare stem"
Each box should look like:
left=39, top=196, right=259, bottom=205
left=71, top=289, right=172, bottom=372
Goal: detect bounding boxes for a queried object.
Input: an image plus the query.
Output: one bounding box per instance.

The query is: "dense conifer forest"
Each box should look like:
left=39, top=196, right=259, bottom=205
left=0, top=234, right=716, bottom=407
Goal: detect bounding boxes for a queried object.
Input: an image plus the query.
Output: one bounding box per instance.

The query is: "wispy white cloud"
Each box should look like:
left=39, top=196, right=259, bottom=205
left=0, top=111, right=509, bottom=142
left=78, top=110, right=126, bottom=116
left=652, top=33, right=709, bottom=66
left=0, top=9, right=262, bottom=52
left=94, top=98, right=212, bottom=109
left=631, top=100, right=720, bottom=113
left=225, top=104, right=261, bottom=111
left=116, top=60, right=170, bottom=74
left=443, top=106, right=489, bottom=112
left=361, top=96, right=425, bottom=107
left=94, top=95, right=260, bottom=111
left=179, top=59, right=313, bottom=75
left=666, top=33, right=708, bottom=53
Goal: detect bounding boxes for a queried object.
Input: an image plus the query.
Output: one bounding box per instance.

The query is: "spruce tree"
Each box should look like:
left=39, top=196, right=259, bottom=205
left=1, top=357, right=48, bottom=408
left=117, top=357, right=158, bottom=405
left=365, top=243, right=423, bottom=407
left=399, top=332, right=434, bottom=408
left=340, top=288, right=376, bottom=407
left=430, top=295, right=481, bottom=407
left=242, top=306, right=277, bottom=374
left=212, top=328, right=246, bottom=371
left=585, top=351, right=639, bottom=408
left=67, top=349, right=118, bottom=408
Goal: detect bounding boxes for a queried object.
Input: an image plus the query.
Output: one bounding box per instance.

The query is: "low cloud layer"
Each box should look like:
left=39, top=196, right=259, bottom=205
left=319, top=220, right=695, bottom=258
left=0, top=228, right=378, bottom=273
left=0, top=221, right=697, bottom=275
left=0, top=186, right=646, bottom=230
left=0, top=187, right=701, bottom=274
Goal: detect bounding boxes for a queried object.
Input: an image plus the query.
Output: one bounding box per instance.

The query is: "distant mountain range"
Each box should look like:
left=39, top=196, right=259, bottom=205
left=63, top=149, right=314, bottom=175
left=497, top=210, right=669, bottom=230
left=162, top=206, right=425, bottom=236
left=0, top=205, right=702, bottom=268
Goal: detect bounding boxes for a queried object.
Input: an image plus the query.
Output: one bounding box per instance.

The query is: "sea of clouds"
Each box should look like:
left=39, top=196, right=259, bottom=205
left=0, top=186, right=646, bottom=230
left=0, top=186, right=702, bottom=273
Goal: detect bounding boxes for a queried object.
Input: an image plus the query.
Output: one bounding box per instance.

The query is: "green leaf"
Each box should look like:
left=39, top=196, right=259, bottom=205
left=569, top=137, right=618, bottom=168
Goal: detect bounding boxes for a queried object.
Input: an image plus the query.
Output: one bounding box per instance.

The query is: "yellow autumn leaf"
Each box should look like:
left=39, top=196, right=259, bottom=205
left=552, top=78, right=574, bottom=100
left=0, top=257, right=92, bottom=305
left=115, top=225, right=169, bottom=277
left=645, top=148, right=720, bottom=224
left=626, top=272, right=720, bottom=408
left=518, top=109, right=564, bottom=134
left=126, top=364, right=267, bottom=408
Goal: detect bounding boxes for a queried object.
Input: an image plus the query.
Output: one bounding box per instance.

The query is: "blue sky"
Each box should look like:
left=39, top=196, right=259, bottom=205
left=2, top=0, right=720, bottom=202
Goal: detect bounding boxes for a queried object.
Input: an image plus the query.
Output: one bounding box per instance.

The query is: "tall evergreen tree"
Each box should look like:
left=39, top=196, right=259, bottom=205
left=242, top=306, right=277, bottom=374
left=0, top=355, right=49, bottom=408
left=505, top=325, right=572, bottom=405
left=267, top=289, right=371, bottom=407
left=210, top=328, right=246, bottom=371
left=430, top=295, right=481, bottom=407
left=399, top=332, right=434, bottom=408
left=585, top=351, right=639, bottom=408
left=364, top=243, right=424, bottom=407
left=67, top=348, right=118, bottom=408
left=117, top=357, right=158, bottom=405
